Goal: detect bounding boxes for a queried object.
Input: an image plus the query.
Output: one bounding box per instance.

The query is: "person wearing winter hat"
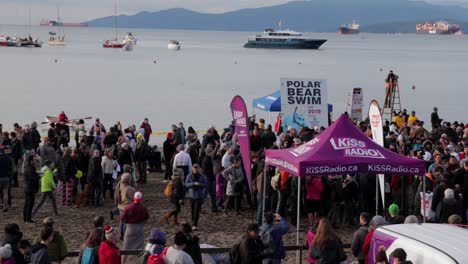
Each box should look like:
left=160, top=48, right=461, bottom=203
left=138, top=228, right=167, bottom=264
left=0, top=244, right=14, bottom=264
left=120, top=191, right=149, bottom=262
left=163, top=168, right=184, bottom=225
left=388, top=204, right=404, bottom=225
left=98, top=226, right=121, bottom=264
left=32, top=160, right=59, bottom=217
left=363, top=215, right=386, bottom=264
left=435, top=188, right=462, bottom=223
left=164, top=232, right=194, bottom=264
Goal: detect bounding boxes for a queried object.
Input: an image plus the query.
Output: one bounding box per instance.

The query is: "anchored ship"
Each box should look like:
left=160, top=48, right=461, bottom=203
left=40, top=19, right=88, bottom=27
left=337, top=21, right=360, bottom=34
left=416, top=21, right=461, bottom=35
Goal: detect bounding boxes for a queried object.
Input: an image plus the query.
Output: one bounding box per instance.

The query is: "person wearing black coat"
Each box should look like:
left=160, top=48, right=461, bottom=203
left=134, top=136, right=149, bottom=184
left=163, top=135, right=176, bottom=181
left=435, top=188, right=462, bottom=223
left=76, top=145, right=90, bottom=191
left=9, top=132, right=22, bottom=187
left=1, top=224, right=26, bottom=264
left=239, top=223, right=265, bottom=264
left=117, top=143, right=133, bottom=167
left=202, top=148, right=217, bottom=212
left=57, top=148, right=77, bottom=206
left=23, top=155, right=40, bottom=223
left=87, top=150, right=103, bottom=207
left=30, top=122, right=41, bottom=151
left=21, top=127, right=34, bottom=151
left=181, top=223, right=202, bottom=264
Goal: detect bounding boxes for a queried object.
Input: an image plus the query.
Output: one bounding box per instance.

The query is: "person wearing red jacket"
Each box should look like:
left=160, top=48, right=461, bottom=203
left=140, top=118, right=153, bottom=143
left=120, top=192, right=149, bottom=262
left=362, top=215, right=386, bottom=264
left=99, top=226, right=121, bottom=264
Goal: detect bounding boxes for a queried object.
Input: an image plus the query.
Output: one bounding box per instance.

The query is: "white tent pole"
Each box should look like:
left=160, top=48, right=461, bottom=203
left=269, top=111, right=271, bottom=126
left=296, top=176, right=301, bottom=264
left=423, top=176, right=426, bottom=223
left=376, top=176, right=379, bottom=216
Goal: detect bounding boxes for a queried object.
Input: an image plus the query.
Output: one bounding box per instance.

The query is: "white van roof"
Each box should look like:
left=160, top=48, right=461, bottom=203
left=379, top=224, right=468, bottom=262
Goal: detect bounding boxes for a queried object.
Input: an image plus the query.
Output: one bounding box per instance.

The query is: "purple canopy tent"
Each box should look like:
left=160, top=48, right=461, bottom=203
left=263, top=114, right=425, bottom=258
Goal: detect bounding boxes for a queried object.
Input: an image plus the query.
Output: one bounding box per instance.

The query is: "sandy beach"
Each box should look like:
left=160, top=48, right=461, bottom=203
left=2, top=170, right=356, bottom=263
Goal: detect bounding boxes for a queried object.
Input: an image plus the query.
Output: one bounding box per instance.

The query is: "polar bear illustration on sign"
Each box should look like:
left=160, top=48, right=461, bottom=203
left=282, top=106, right=306, bottom=132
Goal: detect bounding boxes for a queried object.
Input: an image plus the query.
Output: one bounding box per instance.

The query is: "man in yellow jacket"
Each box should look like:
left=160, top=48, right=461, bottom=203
left=394, top=111, right=406, bottom=129
left=33, top=160, right=59, bottom=217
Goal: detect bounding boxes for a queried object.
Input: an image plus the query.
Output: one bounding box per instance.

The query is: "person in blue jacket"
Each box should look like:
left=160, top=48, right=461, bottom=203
left=259, top=212, right=290, bottom=264
left=185, top=164, right=207, bottom=231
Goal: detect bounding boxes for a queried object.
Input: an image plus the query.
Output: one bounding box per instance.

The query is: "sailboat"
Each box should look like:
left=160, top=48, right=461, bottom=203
left=48, top=0, right=65, bottom=46
left=103, top=0, right=124, bottom=48
left=20, top=4, right=42, bottom=48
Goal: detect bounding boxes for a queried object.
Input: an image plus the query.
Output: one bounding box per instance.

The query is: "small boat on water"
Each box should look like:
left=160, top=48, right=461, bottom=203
left=48, top=36, right=65, bottom=46
left=103, top=39, right=125, bottom=48
left=21, top=37, right=43, bottom=48
left=123, top=32, right=137, bottom=44
left=168, top=40, right=181, bottom=50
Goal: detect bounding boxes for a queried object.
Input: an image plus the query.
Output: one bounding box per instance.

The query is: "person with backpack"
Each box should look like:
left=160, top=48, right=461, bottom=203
left=259, top=212, right=289, bottom=264
left=162, top=168, right=184, bottom=225
left=78, top=228, right=104, bottom=264
left=234, top=223, right=264, bottom=264
left=138, top=228, right=167, bottom=264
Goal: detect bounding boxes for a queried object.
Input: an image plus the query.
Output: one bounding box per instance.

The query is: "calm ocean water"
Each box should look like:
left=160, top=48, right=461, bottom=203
left=0, top=25, right=467, bottom=141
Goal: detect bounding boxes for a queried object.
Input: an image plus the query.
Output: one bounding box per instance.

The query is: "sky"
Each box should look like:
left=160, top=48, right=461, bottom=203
left=0, top=0, right=467, bottom=25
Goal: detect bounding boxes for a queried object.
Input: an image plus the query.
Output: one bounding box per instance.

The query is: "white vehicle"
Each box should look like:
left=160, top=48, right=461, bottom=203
left=122, top=32, right=137, bottom=44
left=370, top=224, right=468, bottom=263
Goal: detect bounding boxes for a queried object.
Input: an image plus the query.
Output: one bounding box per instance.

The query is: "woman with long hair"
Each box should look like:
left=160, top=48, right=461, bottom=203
left=78, top=228, right=104, bottom=264
left=309, top=218, right=346, bottom=263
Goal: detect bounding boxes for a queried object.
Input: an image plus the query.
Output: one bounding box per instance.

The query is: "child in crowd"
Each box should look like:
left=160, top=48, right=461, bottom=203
left=0, top=244, right=15, bottom=264
left=215, top=167, right=225, bottom=209
left=304, top=222, right=318, bottom=263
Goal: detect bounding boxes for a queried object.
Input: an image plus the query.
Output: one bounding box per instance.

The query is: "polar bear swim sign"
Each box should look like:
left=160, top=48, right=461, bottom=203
left=281, top=78, right=328, bottom=132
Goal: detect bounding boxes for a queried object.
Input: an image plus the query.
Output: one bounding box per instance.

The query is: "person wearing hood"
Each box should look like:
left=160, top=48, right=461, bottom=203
left=435, top=188, right=462, bottom=223
left=363, top=215, right=387, bottom=264
left=0, top=243, right=15, bottom=264
left=163, top=168, right=184, bottom=225
left=1, top=224, right=26, bottom=264
left=120, top=191, right=149, bottom=263
left=117, top=142, right=133, bottom=169
left=138, top=228, right=166, bottom=264
left=23, top=154, right=40, bottom=223
left=31, top=228, right=53, bottom=264
left=98, top=226, right=121, bottom=264
left=32, top=160, right=58, bottom=217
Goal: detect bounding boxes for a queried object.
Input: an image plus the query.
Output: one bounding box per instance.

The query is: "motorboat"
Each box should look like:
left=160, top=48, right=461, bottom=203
left=168, top=40, right=181, bottom=50
left=103, top=39, right=125, bottom=48
left=123, top=32, right=137, bottom=44
left=244, top=27, right=326, bottom=49
left=48, top=36, right=65, bottom=46
left=21, top=37, right=42, bottom=48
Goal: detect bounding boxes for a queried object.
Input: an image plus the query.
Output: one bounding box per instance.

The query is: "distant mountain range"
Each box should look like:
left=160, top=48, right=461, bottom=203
left=87, top=0, right=468, bottom=32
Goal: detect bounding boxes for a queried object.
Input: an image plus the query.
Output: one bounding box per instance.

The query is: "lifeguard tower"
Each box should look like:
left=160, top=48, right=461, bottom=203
left=381, top=71, right=401, bottom=121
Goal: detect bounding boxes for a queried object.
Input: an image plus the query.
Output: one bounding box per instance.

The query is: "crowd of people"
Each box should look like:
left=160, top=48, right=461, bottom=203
left=0, top=106, right=467, bottom=263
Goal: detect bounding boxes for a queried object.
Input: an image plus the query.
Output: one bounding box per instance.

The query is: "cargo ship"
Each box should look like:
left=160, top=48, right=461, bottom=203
left=337, top=21, right=360, bottom=34
left=40, top=19, right=88, bottom=27
left=416, top=21, right=461, bottom=35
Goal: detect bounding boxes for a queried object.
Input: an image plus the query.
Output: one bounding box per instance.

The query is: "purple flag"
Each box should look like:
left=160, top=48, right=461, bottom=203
left=230, top=96, right=252, bottom=192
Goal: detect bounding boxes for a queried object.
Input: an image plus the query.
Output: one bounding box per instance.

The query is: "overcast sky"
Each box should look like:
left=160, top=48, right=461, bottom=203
left=0, top=0, right=466, bottom=25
